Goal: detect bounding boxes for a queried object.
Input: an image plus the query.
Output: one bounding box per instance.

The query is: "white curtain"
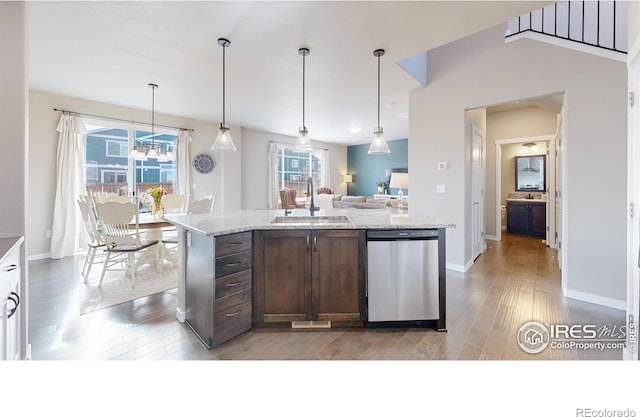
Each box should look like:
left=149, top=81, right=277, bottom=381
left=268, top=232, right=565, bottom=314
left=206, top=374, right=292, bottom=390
left=267, top=142, right=279, bottom=208
left=175, top=130, right=192, bottom=200
left=50, top=114, right=88, bottom=259
left=318, top=148, right=330, bottom=189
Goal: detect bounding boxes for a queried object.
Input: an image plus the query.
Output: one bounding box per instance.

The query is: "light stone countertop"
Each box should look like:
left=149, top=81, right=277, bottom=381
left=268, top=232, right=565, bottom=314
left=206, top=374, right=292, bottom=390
left=0, top=236, right=23, bottom=264
left=506, top=198, right=547, bottom=202
left=164, top=208, right=455, bottom=237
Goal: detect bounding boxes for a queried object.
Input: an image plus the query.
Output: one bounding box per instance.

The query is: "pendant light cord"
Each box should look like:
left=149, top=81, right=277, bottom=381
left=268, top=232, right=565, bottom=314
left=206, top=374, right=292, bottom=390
left=377, top=53, right=381, bottom=129
left=302, top=51, right=306, bottom=129
left=151, top=85, right=155, bottom=146
left=222, top=44, right=226, bottom=124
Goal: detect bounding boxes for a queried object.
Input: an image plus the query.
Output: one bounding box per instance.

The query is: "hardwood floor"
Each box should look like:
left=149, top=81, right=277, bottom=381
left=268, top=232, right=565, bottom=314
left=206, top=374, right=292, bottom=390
left=28, top=232, right=625, bottom=360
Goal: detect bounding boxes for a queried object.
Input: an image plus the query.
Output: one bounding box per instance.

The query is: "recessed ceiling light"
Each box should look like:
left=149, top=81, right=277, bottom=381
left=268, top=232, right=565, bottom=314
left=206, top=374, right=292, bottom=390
left=386, top=101, right=397, bottom=108
left=347, top=125, right=362, bottom=133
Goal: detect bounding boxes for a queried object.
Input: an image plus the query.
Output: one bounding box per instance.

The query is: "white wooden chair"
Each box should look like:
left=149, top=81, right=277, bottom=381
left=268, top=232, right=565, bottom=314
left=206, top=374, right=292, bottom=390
left=77, top=196, right=105, bottom=281
left=94, top=200, right=159, bottom=288
left=187, top=193, right=216, bottom=215
left=159, top=194, right=187, bottom=261
left=161, top=194, right=187, bottom=214
left=91, top=190, right=132, bottom=204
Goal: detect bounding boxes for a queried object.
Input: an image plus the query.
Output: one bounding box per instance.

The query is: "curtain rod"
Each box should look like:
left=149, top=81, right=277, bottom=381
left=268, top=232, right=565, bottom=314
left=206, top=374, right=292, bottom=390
left=53, top=108, right=195, bottom=132
left=269, top=140, right=328, bottom=151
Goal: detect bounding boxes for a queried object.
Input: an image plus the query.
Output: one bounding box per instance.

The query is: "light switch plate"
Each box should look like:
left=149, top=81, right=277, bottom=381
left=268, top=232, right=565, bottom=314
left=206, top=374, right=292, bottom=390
left=437, top=162, right=448, bottom=170
left=436, top=185, right=446, bottom=193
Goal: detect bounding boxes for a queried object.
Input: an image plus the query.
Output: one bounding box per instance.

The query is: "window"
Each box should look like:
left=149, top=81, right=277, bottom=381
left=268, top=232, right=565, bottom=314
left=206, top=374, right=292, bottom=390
left=82, top=119, right=178, bottom=200
left=275, top=144, right=328, bottom=200
left=106, top=139, right=129, bottom=157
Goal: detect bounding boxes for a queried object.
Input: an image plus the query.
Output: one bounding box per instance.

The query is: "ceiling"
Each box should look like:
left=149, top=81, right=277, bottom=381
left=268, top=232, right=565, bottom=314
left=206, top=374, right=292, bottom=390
left=28, top=1, right=549, bottom=146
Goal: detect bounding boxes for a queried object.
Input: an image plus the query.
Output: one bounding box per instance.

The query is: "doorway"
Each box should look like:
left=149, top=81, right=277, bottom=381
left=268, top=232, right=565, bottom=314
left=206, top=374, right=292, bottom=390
left=495, top=135, right=556, bottom=248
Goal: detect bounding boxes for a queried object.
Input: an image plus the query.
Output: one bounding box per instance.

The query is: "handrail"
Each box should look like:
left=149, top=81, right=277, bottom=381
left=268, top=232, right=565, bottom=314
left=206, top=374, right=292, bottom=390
left=506, top=1, right=627, bottom=54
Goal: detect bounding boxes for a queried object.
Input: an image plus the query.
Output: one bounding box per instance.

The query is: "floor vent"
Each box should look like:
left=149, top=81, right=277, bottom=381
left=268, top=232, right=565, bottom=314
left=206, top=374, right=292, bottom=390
left=291, top=320, right=332, bottom=329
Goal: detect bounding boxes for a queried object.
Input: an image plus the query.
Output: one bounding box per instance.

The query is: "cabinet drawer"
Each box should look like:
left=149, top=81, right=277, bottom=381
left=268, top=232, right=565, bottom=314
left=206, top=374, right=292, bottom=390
left=214, top=288, right=252, bottom=346
left=215, top=232, right=252, bottom=258
left=215, top=269, right=251, bottom=299
left=215, top=251, right=252, bottom=278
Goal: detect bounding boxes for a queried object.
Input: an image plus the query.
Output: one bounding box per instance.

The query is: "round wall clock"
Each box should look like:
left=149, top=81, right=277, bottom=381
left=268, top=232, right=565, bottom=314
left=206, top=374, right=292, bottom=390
left=192, top=152, right=216, bottom=174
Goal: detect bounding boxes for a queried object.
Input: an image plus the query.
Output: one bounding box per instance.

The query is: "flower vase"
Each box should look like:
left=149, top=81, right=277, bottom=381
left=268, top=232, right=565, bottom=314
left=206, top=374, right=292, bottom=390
left=152, top=198, right=164, bottom=219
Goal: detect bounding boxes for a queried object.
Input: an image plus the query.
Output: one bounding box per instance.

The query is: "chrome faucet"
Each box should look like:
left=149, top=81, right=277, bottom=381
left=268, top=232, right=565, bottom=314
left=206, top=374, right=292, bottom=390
left=307, top=177, right=320, bottom=216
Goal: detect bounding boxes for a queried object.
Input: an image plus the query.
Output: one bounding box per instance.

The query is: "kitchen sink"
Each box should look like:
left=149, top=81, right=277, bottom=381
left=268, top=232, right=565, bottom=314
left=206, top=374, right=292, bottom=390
left=270, top=215, right=352, bottom=224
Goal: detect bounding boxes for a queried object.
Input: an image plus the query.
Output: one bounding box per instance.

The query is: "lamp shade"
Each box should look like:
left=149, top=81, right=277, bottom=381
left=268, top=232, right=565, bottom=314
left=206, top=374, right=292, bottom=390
left=342, top=174, right=353, bottom=183
left=389, top=172, right=409, bottom=190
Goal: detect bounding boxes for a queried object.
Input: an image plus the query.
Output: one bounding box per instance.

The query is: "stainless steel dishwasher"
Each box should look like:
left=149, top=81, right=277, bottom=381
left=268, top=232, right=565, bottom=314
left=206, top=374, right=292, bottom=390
left=366, top=229, right=446, bottom=331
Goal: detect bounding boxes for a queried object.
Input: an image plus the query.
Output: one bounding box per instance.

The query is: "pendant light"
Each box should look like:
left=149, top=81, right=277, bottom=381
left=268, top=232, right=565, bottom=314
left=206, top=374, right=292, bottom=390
left=146, top=83, right=159, bottom=159
left=211, top=37, right=237, bottom=152
left=368, top=49, right=391, bottom=155
left=295, top=47, right=312, bottom=152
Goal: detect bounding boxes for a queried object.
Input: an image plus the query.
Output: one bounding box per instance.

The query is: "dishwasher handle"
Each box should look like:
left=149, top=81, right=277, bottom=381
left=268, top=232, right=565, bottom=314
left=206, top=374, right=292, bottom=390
left=367, top=229, right=439, bottom=240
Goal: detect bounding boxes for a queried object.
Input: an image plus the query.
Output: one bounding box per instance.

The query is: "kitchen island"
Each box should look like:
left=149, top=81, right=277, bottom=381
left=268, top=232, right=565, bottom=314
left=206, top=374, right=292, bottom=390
left=165, top=208, right=454, bottom=348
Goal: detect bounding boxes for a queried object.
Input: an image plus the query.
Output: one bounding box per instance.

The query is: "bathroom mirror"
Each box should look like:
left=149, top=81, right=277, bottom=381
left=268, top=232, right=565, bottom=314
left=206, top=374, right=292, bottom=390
left=515, top=155, right=546, bottom=192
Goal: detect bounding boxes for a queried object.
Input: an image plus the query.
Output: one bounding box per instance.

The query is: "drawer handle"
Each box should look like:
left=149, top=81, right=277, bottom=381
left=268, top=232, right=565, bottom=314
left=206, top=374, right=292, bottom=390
left=226, top=282, right=240, bottom=287
left=225, top=310, right=241, bottom=317
left=7, top=291, right=20, bottom=319
left=227, top=242, right=242, bottom=246
left=226, top=262, right=240, bottom=267
left=2, top=264, right=18, bottom=272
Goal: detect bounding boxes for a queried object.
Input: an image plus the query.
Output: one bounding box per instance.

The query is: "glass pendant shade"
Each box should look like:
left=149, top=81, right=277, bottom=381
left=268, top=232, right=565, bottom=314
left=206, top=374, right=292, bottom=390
left=166, top=148, right=175, bottom=161
left=212, top=123, right=236, bottom=152
left=368, top=127, right=391, bottom=154
left=135, top=146, right=148, bottom=161
left=295, top=127, right=312, bottom=151
left=129, top=145, right=139, bottom=159
left=157, top=146, right=168, bottom=162
left=146, top=145, right=158, bottom=159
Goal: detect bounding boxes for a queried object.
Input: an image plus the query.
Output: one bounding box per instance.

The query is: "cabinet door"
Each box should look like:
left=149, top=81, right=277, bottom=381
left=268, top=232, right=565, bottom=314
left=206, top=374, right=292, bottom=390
left=529, top=203, right=547, bottom=237
left=311, top=230, right=363, bottom=321
left=254, top=230, right=311, bottom=323
left=507, top=202, right=529, bottom=235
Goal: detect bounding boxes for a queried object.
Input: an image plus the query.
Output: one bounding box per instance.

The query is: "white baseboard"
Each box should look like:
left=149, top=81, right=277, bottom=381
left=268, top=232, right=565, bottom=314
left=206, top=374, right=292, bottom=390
left=563, top=288, right=626, bottom=311
left=28, top=252, right=50, bottom=261
left=485, top=234, right=500, bottom=241
left=446, top=259, right=474, bottom=273
left=176, top=307, right=186, bottom=323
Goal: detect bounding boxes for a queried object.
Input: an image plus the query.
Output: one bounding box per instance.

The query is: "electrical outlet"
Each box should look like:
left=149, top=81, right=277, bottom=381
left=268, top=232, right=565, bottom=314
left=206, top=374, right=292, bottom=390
left=436, top=185, right=446, bottom=193
left=437, top=162, right=448, bottom=170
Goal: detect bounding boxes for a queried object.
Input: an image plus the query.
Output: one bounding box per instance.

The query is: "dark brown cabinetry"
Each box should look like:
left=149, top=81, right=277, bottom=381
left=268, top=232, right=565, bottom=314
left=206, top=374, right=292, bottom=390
left=253, top=229, right=365, bottom=325
left=507, top=200, right=546, bottom=238
left=185, top=230, right=252, bottom=348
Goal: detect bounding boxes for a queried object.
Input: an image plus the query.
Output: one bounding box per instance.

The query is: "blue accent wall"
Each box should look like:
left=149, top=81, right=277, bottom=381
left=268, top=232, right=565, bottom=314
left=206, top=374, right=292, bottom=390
left=346, top=139, right=408, bottom=196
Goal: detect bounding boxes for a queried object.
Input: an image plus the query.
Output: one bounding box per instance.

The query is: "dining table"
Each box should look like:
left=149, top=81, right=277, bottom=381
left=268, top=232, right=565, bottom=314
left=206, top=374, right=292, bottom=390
left=131, top=212, right=179, bottom=268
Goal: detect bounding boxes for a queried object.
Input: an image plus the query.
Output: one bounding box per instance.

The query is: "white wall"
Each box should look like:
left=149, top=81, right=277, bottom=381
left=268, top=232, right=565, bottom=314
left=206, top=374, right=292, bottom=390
left=28, top=90, right=242, bottom=257
left=0, top=2, right=27, bottom=239
left=486, top=106, right=557, bottom=237
left=241, top=127, right=347, bottom=210
left=630, top=1, right=640, bottom=50
left=410, top=24, right=627, bottom=305
left=0, top=1, right=28, bottom=360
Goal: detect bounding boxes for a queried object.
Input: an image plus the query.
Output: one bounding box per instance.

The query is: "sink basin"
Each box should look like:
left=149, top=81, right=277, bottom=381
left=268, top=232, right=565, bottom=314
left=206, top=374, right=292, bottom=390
left=270, top=215, right=352, bottom=224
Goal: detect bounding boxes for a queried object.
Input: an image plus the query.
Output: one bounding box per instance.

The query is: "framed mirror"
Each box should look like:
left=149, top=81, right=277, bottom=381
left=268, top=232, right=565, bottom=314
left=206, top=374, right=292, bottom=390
left=515, top=155, right=546, bottom=192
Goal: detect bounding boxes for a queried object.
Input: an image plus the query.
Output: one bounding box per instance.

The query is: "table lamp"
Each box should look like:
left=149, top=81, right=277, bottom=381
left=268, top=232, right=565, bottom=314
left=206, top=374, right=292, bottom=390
left=389, top=172, right=409, bottom=211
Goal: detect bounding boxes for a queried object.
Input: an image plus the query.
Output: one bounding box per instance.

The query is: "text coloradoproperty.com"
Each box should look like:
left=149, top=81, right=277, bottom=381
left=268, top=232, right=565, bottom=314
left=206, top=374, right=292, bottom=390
left=551, top=341, right=626, bottom=351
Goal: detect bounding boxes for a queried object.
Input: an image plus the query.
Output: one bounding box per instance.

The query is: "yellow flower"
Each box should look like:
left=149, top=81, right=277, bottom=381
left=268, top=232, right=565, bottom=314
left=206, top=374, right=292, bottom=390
left=147, top=187, right=165, bottom=199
